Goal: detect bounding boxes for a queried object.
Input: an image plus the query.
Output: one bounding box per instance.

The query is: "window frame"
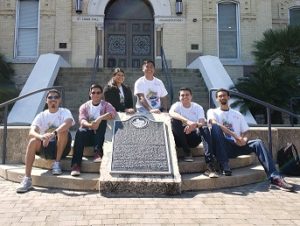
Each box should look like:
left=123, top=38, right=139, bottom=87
left=289, top=6, right=300, bottom=27
left=14, top=0, right=40, bottom=59
left=217, top=1, right=240, bottom=60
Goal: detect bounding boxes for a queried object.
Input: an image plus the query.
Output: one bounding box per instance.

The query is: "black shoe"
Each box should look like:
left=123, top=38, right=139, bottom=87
left=221, top=162, right=232, bottom=176
left=270, top=176, right=294, bottom=192
left=205, top=163, right=219, bottom=178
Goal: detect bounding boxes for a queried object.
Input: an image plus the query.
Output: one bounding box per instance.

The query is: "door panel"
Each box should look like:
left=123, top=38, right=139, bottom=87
left=104, top=19, right=153, bottom=68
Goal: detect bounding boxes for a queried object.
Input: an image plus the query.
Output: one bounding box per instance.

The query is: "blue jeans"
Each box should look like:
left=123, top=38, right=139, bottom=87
left=211, top=124, right=279, bottom=178
left=71, top=120, right=107, bottom=166
left=171, top=119, right=215, bottom=163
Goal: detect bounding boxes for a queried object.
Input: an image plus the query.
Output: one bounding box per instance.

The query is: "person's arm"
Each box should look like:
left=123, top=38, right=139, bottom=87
left=209, top=118, right=247, bottom=146
left=124, top=85, right=135, bottom=114
left=103, top=86, right=122, bottom=111
left=169, top=107, right=199, bottom=134
left=136, top=93, right=154, bottom=112
left=55, top=118, right=73, bottom=134
left=160, top=95, right=168, bottom=112
left=29, top=125, right=44, bottom=140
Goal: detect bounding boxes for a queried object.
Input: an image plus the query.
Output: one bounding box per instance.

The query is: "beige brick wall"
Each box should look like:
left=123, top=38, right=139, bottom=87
left=0, top=0, right=16, bottom=58
left=71, top=22, right=96, bottom=67
left=0, top=0, right=296, bottom=70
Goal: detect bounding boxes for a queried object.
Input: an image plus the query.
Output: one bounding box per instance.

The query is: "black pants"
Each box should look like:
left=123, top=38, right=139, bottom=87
left=171, top=118, right=214, bottom=163
left=71, top=120, right=107, bottom=166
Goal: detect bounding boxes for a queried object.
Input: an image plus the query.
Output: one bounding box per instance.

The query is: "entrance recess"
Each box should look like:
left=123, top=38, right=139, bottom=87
left=104, top=0, right=154, bottom=68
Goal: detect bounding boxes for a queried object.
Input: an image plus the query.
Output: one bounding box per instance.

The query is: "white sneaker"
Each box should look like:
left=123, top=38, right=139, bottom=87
left=16, top=176, right=32, bottom=193
left=52, top=161, right=62, bottom=175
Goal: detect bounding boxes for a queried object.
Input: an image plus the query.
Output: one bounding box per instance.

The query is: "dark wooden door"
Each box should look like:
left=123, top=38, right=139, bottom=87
left=104, top=0, right=154, bottom=68
left=105, top=19, right=153, bottom=68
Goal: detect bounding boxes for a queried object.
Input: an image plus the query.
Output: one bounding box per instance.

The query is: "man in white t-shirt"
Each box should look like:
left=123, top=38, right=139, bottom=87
left=207, top=88, right=294, bottom=191
left=169, top=87, right=219, bottom=178
left=17, top=89, right=75, bottom=193
left=134, top=60, right=168, bottom=113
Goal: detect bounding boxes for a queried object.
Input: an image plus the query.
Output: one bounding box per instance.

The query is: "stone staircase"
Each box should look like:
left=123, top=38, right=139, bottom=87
left=0, top=67, right=270, bottom=193
left=55, top=68, right=209, bottom=123
left=0, top=143, right=265, bottom=192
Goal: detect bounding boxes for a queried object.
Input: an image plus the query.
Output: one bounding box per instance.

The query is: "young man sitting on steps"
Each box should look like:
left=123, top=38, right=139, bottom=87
left=70, top=84, right=116, bottom=176
left=169, top=87, right=219, bottom=178
left=17, top=89, right=75, bottom=193
left=207, top=88, right=294, bottom=191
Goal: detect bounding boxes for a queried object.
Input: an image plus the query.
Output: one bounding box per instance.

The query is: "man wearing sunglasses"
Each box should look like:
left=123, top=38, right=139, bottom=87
left=17, top=89, right=75, bottom=193
left=70, top=84, right=116, bottom=176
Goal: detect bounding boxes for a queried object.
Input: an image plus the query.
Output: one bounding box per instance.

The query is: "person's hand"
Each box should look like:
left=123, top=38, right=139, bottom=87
left=41, top=132, right=55, bottom=147
left=125, top=108, right=135, bottom=114
left=235, top=136, right=247, bottom=146
left=149, top=108, right=161, bottom=114
left=90, top=120, right=100, bottom=130
left=184, top=121, right=197, bottom=134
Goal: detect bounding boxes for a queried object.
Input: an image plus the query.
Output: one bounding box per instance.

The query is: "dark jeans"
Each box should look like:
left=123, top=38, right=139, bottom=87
left=171, top=118, right=215, bottom=163
left=71, top=120, right=107, bottom=166
left=210, top=124, right=279, bottom=178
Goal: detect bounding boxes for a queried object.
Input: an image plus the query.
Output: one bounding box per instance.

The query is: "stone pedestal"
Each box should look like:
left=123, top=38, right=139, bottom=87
left=99, top=113, right=181, bottom=195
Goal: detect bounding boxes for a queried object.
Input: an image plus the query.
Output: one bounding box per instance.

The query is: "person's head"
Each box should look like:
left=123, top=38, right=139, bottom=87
left=215, top=88, right=230, bottom=106
left=46, top=89, right=61, bottom=112
left=142, top=60, right=155, bottom=78
left=111, top=67, right=125, bottom=86
left=89, top=84, right=103, bottom=103
left=178, top=87, right=192, bottom=105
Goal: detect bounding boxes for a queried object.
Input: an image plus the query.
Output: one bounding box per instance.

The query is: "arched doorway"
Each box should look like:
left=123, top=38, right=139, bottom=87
left=104, top=0, right=154, bottom=68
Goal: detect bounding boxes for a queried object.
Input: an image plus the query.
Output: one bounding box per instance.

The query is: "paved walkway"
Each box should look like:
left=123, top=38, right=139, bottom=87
left=1, top=177, right=300, bottom=226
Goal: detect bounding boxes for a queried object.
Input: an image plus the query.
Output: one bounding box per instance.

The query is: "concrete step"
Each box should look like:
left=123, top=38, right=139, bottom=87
left=31, top=152, right=254, bottom=174
left=178, top=155, right=255, bottom=174
left=181, top=165, right=266, bottom=191
left=0, top=163, right=265, bottom=192
left=32, top=156, right=100, bottom=173
left=0, top=164, right=99, bottom=191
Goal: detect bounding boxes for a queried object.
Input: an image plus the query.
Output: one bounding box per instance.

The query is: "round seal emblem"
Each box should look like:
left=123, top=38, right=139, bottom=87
left=131, top=116, right=149, bottom=129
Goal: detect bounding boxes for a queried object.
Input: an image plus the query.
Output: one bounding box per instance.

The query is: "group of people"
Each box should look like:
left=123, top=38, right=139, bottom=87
left=16, top=60, right=294, bottom=193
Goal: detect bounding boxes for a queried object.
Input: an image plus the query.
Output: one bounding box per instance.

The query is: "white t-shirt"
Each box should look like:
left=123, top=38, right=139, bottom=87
left=87, top=102, right=102, bottom=121
left=118, top=86, right=125, bottom=104
left=31, top=108, right=75, bottom=134
left=134, top=76, right=168, bottom=109
left=169, top=102, right=205, bottom=122
left=207, top=108, right=249, bottom=141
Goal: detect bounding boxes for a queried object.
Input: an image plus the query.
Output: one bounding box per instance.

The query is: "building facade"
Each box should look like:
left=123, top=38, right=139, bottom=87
left=0, top=0, right=299, bottom=81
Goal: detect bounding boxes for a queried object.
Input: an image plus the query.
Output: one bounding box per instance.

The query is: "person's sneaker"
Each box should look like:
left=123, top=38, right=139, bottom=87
left=205, top=163, right=219, bottom=178
left=70, top=165, right=80, bottom=176
left=16, top=176, right=32, bottom=193
left=221, top=162, right=232, bottom=176
left=270, top=176, right=294, bottom=191
left=183, top=153, right=194, bottom=162
left=52, top=161, right=62, bottom=175
left=93, top=152, right=102, bottom=163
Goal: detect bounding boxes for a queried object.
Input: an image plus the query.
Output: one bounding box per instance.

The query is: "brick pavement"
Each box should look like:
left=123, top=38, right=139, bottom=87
left=0, top=177, right=299, bottom=226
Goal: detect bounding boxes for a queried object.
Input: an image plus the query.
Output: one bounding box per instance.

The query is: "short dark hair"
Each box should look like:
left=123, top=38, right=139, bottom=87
left=142, top=60, right=155, bottom=68
left=215, top=88, right=230, bottom=97
left=46, top=89, right=61, bottom=98
left=89, top=84, right=103, bottom=93
left=179, top=87, right=192, bottom=96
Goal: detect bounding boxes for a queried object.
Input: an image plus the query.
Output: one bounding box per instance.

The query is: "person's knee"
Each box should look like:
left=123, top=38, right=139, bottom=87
left=27, top=138, right=41, bottom=150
